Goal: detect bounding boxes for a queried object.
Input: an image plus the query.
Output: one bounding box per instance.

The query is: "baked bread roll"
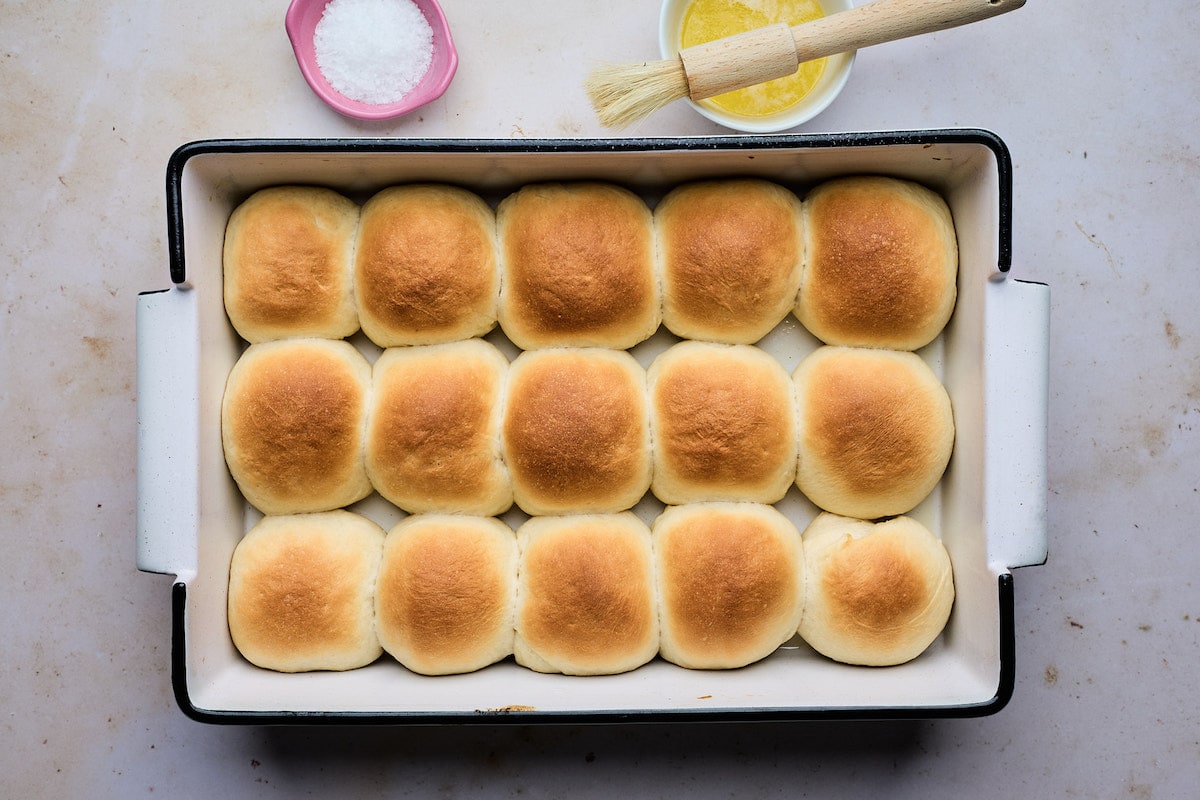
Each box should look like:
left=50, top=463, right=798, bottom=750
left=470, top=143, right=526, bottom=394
left=798, top=513, right=954, bottom=666
left=355, top=184, right=499, bottom=347
left=223, top=186, right=360, bottom=342
left=375, top=515, right=517, bottom=675
left=497, top=182, right=660, bottom=349
left=796, top=175, right=958, bottom=351
left=366, top=340, right=512, bottom=516
left=502, top=348, right=651, bottom=515
left=221, top=338, right=372, bottom=515
left=648, top=341, right=797, bottom=505
left=656, top=179, right=803, bottom=344
left=654, top=503, right=803, bottom=670
left=228, top=511, right=385, bottom=672
left=793, top=346, right=953, bottom=519
left=514, top=513, right=658, bottom=675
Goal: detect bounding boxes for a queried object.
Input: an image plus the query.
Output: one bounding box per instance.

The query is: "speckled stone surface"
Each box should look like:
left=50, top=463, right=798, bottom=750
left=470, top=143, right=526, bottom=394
left=2, top=2, right=1198, bottom=796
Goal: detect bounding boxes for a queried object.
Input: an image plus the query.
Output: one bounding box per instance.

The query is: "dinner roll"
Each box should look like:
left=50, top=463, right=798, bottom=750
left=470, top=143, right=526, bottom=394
left=355, top=184, right=499, bottom=346
left=497, top=182, right=660, bottom=349
left=366, top=340, right=512, bottom=516
left=228, top=511, right=385, bottom=672
left=799, top=513, right=954, bottom=666
left=654, top=503, right=803, bottom=670
left=502, top=348, right=651, bottom=515
left=223, top=186, right=360, bottom=342
left=796, top=176, right=958, bottom=351
left=375, top=515, right=517, bottom=675
left=514, top=514, right=658, bottom=676
left=221, top=339, right=372, bottom=515
left=648, top=341, right=797, bottom=505
left=794, top=346, right=953, bottom=519
left=656, top=179, right=803, bottom=343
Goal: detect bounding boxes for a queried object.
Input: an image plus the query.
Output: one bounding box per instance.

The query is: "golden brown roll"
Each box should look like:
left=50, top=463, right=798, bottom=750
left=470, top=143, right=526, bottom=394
left=375, top=515, right=517, bottom=676
left=355, top=184, right=499, bottom=347
left=227, top=511, right=385, bottom=672
left=798, top=513, right=954, bottom=666
left=497, top=182, right=660, bottom=349
left=656, top=179, right=803, bottom=344
left=514, top=513, right=658, bottom=675
left=653, top=503, right=803, bottom=670
left=502, top=348, right=651, bottom=515
left=796, top=175, right=958, bottom=351
left=223, top=186, right=360, bottom=343
left=221, top=339, right=372, bottom=515
left=793, top=346, right=953, bottom=519
left=366, top=340, right=512, bottom=516
left=648, top=341, right=797, bottom=505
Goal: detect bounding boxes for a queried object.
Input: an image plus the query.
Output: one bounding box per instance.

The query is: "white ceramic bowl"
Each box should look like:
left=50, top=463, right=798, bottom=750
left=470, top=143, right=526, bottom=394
left=658, top=0, right=855, bottom=133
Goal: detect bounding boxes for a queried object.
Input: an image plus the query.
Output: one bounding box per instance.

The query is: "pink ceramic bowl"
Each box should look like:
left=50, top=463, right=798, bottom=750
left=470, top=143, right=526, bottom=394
left=285, top=0, right=458, bottom=121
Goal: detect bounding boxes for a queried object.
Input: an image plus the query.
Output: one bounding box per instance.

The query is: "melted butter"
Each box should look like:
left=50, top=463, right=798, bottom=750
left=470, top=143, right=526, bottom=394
left=681, top=0, right=828, bottom=117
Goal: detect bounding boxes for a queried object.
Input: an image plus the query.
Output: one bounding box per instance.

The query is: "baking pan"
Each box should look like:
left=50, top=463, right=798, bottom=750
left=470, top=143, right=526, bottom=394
left=137, top=131, right=1049, bottom=724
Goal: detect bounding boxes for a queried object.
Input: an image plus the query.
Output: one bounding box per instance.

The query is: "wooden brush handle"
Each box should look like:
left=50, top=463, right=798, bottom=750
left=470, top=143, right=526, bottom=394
left=790, top=0, right=1026, bottom=61
left=680, top=0, right=1026, bottom=101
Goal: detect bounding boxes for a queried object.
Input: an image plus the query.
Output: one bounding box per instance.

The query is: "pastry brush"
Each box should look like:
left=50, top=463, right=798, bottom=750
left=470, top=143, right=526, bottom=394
left=587, top=0, right=1026, bottom=128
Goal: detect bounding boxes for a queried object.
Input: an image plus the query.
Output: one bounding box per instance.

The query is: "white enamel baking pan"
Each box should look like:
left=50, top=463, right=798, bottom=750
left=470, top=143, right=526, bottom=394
left=137, top=132, right=1049, bottom=723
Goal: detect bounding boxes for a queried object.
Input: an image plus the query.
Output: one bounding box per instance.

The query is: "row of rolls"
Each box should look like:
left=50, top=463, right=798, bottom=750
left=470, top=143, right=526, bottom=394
left=221, top=337, right=955, bottom=523
left=223, top=174, right=958, bottom=353
left=228, top=505, right=955, bottom=676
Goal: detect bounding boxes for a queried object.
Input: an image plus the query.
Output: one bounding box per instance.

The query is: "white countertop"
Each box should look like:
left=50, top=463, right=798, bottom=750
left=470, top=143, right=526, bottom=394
left=3, top=1, right=1198, bottom=796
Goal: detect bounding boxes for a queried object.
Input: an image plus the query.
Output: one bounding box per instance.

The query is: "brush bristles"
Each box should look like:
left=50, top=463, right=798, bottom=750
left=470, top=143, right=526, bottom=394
left=586, top=57, right=690, bottom=128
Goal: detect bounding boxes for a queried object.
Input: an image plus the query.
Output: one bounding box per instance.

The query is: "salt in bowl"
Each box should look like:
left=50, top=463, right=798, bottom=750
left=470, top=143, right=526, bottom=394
left=286, top=0, right=458, bottom=121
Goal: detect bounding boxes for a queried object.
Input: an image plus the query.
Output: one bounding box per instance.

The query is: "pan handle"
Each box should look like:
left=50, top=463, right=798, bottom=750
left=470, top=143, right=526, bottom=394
left=136, top=287, right=200, bottom=581
left=984, top=276, right=1051, bottom=571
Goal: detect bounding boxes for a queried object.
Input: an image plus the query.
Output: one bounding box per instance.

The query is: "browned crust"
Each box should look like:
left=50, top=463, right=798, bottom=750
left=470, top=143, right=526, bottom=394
left=516, top=516, right=656, bottom=674
left=227, top=512, right=384, bottom=672
left=799, top=513, right=954, bottom=666
left=375, top=516, right=516, bottom=674
left=655, top=504, right=802, bottom=668
left=795, top=347, right=953, bottom=518
left=221, top=340, right=371, bottom=515
left=366, top=341, right=510, bottom=514
left=497, top=182, right=658, bottom=348
left=223, top=186, right=359, bottom=342
left=650, top=343, right=795, bottom=502
left=355, top=185, right=497, bottom=345
left=797, top=176, right=957, bottom=350
left=657, top=179, right=803, bottom=342
left=503, top=349, right=650, bottom=514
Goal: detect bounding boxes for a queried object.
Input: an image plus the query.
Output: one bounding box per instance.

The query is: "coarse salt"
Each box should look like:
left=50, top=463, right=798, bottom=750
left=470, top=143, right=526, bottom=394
left=314, top=0, right=434, bottom=105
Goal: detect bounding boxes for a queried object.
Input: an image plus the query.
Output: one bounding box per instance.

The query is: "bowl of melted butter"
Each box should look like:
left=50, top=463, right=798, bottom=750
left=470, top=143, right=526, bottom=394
left=660, top=0, right=855, bottom=132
